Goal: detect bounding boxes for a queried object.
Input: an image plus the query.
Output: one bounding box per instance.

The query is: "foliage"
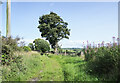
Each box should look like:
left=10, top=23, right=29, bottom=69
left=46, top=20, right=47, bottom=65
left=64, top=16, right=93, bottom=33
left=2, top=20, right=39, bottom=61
left=23, top=46, right=31, bottom=52
left=33, top=38, right=50, bottom=53
left=1, top=36, right=27, bottom=81
left=57, top=45, right=63, bottom=53
left=83, top=47, right=95, bottom=61
left=2, top=36, right=21, bottom=51
left=85, top=46, right=120, bottom=81
left=2, top=55, right=27, bottom=81
left=37, top=12, right=70, bottom=53
left=28, top=43, right=34, bottom=50
left=1, top=36, right=23, bottom=65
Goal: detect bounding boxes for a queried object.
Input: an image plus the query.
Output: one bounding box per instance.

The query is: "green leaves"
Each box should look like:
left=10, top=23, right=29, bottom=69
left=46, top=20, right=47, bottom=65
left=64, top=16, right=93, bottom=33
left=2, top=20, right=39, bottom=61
left=37, top=12, right=70, bottom=50
left=85, top=46, right=120, bottom=81
left=33, top=38, right=50, bottom=53
left=23, top=46, right=31, bottom=52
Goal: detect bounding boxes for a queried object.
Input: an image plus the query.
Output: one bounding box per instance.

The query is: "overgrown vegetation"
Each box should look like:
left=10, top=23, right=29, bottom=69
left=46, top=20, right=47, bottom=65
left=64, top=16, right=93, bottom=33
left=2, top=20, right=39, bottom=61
left=2, top=36, right=23, bottom=65
left=2, top=53, right=98, bottom=81
left=83, top=45, right=120, bottom=81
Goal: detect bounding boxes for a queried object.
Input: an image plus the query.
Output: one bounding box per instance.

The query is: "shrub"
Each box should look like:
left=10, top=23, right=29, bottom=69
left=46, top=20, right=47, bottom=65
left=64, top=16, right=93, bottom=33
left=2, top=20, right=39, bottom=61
left=86, top=46, right=119, bottom=81
left=2, top=55, right=27, bottom=81
left=2, top=36, right=21, bottom=51
left=1, top=36, right=27, bottom=81
left=23, top=46, right=31, bottom=52
left=33, top=38, right=50, bottom=53
left=28, top=43, right=34, bottom=50
left=1, top=36, right=24, bottom=65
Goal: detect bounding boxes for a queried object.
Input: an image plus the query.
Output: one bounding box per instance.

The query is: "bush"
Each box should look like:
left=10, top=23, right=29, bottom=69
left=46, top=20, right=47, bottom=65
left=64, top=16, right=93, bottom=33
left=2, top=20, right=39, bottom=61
left=28, top=43, right=34, bottom=50
left=2, top=55, right=27, bottom=81
left=86, top=46, right=119, bottom=81
left=23, top=46, right=31, bottom=52
left=33, top=38, right=50, bottom=53
left=1, top=36, right=27, bottom=81
left=1, top=36, right=25, bottom=65
left=2, top=36, right=21, bottom=51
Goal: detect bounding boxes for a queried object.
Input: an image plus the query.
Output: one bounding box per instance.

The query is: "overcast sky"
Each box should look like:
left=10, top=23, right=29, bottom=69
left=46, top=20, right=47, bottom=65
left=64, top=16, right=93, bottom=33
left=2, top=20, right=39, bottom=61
left=1, top=2, right=118, bottom=48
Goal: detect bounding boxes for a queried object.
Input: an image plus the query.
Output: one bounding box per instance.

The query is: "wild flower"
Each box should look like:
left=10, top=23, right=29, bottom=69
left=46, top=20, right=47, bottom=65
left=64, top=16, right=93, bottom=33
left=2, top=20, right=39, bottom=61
left=117, top=38, right=119, bottom=45
left=101, top=41, right=104, bottom=47
left=109, top=42, right=112, bottom=47
left=90, top=44, right=91, bottom=48
left=87, top=40, right=89, bottom=49
left=112, top=36, right=115, bottom=44
left=98, top=43, right=100, bottom=48
left=93, top=42, right=95, bottom=48
left=83, top=42, right=85, bottom=48
left=106, top=43, right=110, bottom=47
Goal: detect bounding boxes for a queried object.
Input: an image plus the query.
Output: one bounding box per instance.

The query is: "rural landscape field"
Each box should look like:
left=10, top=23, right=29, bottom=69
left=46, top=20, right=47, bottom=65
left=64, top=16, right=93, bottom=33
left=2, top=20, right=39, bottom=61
left=0, top=1, right=120, bottom=82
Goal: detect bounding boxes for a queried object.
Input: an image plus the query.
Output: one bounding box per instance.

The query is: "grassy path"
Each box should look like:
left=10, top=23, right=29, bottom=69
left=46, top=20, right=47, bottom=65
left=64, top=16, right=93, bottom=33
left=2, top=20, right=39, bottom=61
left=2, top=52, right=98, bottom=81
left=28, top=54, right=98, bottom=81
left=29, top=55, right=64, bottom=81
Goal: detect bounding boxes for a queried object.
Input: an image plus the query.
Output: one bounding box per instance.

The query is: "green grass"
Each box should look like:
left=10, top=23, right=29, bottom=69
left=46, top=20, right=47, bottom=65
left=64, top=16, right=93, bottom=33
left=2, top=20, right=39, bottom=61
left=2, top=51, right=98, bottom=81
left=2, top=52, right=43, bottom=81
left=50, top=55, right=98, bottom=81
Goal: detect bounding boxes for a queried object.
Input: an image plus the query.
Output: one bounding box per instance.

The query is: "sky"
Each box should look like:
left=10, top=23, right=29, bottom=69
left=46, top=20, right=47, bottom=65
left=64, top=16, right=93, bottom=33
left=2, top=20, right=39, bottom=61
left=1, top=2, right=118, bottom=48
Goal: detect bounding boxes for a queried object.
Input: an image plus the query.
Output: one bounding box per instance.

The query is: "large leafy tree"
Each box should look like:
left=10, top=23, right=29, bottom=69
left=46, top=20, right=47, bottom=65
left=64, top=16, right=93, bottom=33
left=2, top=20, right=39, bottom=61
left=37, top=12, right=70, bottom=54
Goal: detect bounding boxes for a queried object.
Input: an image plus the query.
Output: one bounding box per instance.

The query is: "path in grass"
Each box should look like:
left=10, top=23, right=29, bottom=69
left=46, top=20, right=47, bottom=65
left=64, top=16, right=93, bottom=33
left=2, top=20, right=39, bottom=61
left=30, top=55, right=64, bottom=81
left=29, top=54, right=98, bottom=81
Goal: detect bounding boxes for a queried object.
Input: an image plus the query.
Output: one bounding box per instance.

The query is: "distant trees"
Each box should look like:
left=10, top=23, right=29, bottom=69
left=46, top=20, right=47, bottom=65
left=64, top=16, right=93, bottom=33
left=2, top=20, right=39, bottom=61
left=28, top=43, right=34, bottom=50
left=23, top=46, right=31, bottom=52
left=28, top=38, right=50, bottom=53
left=37, top=12, right=70, bottom=54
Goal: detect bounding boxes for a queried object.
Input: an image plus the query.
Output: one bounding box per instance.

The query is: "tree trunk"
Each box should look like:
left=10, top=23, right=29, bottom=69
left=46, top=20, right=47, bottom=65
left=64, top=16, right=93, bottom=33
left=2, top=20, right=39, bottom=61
left=6, top=0, right=11, bottom=37
left=54, top=42, right=58, bottom=55
left=64, top=50, right=66, bottom=56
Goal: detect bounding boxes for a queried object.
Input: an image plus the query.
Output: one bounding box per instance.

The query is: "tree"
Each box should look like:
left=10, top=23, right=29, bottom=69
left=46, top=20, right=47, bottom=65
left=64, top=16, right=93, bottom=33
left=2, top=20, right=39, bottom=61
left=28, top=43, right=34, bottom=50
left=33, top=38, right=50, bottom=53
left=37, top=12, right=70, bottom=54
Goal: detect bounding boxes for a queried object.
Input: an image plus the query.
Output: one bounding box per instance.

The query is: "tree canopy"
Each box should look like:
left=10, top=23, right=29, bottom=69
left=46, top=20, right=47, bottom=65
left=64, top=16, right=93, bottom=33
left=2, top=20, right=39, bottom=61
left=33, top=38, right=50, bottom=53
left=37, top=12, right=70, bottom=53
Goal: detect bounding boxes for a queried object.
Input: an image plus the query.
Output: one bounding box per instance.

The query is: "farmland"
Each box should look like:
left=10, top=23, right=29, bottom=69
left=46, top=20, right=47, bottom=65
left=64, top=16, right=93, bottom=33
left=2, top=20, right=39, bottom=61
left=2, top=44, right=120, bottom=82
left=1, top=2, right=119, bottom=82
